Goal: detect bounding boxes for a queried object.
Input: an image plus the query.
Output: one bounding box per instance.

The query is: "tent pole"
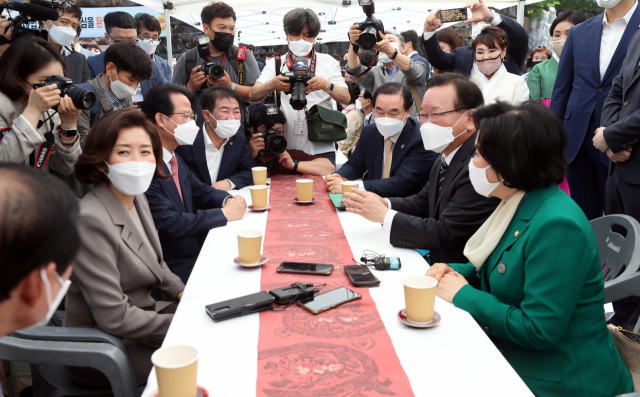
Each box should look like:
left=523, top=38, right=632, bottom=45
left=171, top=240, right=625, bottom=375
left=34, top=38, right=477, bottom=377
left=516, top=0, right=525, bottom=25
left=164, top=5, right=173, bottom=79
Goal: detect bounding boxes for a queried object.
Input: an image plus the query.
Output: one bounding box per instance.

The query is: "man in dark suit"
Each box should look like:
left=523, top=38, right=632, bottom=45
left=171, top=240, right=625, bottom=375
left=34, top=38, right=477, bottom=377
left=141, top=84, right=247, bottom=282
left=421, top=1, right=528, bottom=76
left=551, top=0, right=640, bottom=220
left=325, top=83, right=437, bottom=198
left=176, top=86, right=256, bottom=190
left=343, top=74, right=500, bottom=264
left=42, top=4, right=89, bottom=84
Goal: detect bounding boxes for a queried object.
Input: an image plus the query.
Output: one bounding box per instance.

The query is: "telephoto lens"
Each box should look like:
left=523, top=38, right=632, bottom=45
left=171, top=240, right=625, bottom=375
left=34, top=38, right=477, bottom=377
left=63, top=85, right=96, bottom=110
left=289, top=82, right=307, bottom=111
left=358, top=24, right=379, bottom=50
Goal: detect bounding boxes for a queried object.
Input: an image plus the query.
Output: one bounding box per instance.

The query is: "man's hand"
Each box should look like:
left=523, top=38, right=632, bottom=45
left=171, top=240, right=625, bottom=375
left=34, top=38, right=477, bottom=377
left=593, top=127, right=609, bottom=152
left=212, top=180, right=232, bottom=191
left=177, top=291, right=184, bottom=300
left=436, top=272, right=468, bottom=303
left=0, top=17, right=12, bottom=57
left=248, top=132, right=265, bottom=158
left=424, top=9, right=443, bottom=33
left=187, top=65, right=206, bottom=95
left=221, top=195, right=247, bottom=221
left=425, top=262, right=455, bottom=282
left=306, top=76, right=330, bottom=94
left=324, top=174, right=343, bottom=193
left=348, top=24, right=361, bottom=45
left=268, top=75, right=291, bottom=93
left=373, top=31, right=396, bottom=57
left=58, top=95, right=82, bottom=129
left=278, top=150, right=295, bottom=169
left=465, top=0, right=492, bottom=24
left=607, top=147, right=633, bottom=163
left=207, top=70, right=232, bottom=88
left=343, top=189, right=389, bottom=224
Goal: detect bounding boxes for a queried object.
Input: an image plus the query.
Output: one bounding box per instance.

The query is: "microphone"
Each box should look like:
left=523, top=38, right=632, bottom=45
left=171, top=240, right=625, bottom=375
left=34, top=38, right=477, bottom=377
left=2, top=1, right=59, bottom=21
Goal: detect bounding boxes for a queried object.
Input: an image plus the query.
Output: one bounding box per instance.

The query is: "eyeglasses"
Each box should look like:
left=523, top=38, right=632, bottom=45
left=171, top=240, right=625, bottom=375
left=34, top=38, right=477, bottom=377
left=169, top=112, right=197, bottom=122
left=207, top=23, right=236, bottom=34
left=138, top=36, right=159, bottom=43
left=417, top=108, right=469, bottom=123
left=108, top=33, right=137, bottom=44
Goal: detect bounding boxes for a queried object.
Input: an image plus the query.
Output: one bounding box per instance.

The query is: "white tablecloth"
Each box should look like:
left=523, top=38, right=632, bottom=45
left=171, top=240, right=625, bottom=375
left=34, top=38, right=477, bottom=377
left=142, top=181, right=533, bottom=397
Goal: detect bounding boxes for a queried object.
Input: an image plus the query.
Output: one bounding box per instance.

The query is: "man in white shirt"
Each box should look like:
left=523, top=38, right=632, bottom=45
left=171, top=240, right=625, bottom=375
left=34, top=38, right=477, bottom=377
left=360, top=88, right=374, bottom=126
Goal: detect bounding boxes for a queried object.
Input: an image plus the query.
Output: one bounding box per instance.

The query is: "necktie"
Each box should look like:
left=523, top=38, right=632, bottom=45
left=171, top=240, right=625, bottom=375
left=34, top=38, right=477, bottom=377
left=438, top=157, right=448, bottom=191
left=169, top=155, right=184, bottom=203
left=383, top=139, right=393, bottom=179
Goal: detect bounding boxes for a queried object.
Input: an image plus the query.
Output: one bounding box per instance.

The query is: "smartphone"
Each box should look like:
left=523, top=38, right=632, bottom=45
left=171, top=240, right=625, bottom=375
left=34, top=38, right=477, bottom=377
left=440, top=8, right=468, bottom=23
left=277, top=262, right=334, bottom=276
left=297, top=287, right=362, bottom=314
left=344, top=265, right=380, bottom=287
left=329, top=193, right=346, bottom=211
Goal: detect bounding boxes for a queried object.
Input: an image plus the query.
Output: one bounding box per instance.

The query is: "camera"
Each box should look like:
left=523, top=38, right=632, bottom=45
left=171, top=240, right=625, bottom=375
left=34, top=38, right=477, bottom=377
left=257, top=104, right=287, bottom=158
left=196, top=35, right=225, bottom=80
left=355, top=0, right=384, bottom=51
left=282, top=57, right=314, bottom=111
left=269, top=283, right=319, bottom=306
left=32, top=75, right=96, bottom=110
left=0, top=0, right=66, bottom=42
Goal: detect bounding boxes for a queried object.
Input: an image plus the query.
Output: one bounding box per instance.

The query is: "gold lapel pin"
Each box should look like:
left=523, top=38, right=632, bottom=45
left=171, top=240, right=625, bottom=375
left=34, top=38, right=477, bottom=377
left=515, top=231, right=520, bottom=237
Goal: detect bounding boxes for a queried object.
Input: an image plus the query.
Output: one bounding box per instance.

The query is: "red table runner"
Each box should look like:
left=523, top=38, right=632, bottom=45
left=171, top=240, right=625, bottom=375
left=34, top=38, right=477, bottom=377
left=257, top=174, right=414, bottom=396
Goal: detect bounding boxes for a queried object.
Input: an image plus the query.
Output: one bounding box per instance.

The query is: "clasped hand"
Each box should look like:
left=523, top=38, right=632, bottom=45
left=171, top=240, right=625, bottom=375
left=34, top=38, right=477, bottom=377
left=425, top=263, right=469, bottom=302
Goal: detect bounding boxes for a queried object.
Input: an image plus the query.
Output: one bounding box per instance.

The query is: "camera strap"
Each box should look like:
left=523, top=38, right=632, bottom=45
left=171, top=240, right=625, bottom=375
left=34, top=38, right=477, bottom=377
left=236, top=45, right=247, bottom=85
left=284, top=50, right=317, bottom=74
left=30, top=111, right=56, bottom=170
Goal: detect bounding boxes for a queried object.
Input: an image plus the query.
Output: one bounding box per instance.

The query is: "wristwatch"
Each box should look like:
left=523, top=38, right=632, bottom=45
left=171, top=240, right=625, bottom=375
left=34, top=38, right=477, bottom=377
left=292, top=159, right=299, bottom=172
left=327, top=83, right=335, bottom=93
left=59, top=128, right=78, bottom=139
left=487, top=10, right=496, bottom=24
left=390, top=48, right=399, bottom=60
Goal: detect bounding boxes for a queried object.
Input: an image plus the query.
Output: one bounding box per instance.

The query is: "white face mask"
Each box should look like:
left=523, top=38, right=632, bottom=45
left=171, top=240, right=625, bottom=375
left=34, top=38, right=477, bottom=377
left=22, top=267, right=71, bottom=330
left=471, top=23, right=491, bottom=40
left=376, top=112, right=407, bottom=139
left=207, top=111, right=240, bottom=139
left=356, top=99, right=363, bottom=111
left=420, top=110, right=468, bottom=153
left=138, top=38, right=160, bottom=55
left=109, top=67, right=137, bottom=100
left=468, top=160, right=503, bottom=197
left=47, top=21, right=76, bottom=47
left=163, top=116, right=199, bottom=146
left=379, top=42, right=400, bottom=64
left=288, top=38, right=314, bottom=57
left=597, top=0, right=622, bottom=8
left=104, top=160, right=156, bottom=195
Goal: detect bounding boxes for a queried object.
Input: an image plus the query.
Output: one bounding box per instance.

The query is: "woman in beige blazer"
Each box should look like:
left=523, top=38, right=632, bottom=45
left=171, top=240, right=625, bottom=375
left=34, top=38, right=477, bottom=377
left=65, top=109, right=184, bottom=386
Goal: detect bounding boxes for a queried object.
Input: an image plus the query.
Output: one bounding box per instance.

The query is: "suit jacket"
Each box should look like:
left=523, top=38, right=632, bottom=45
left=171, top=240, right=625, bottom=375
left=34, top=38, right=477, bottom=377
left=257, top=60, right=265, bottom=72
left=87, top=52, right=166, bottom=97
left=63, top=50, right=90, bottom=84
left=449, top=185, right=633, bottom=396
left=175, top=127, right=256, bottom=189
left=338, top=117, right=437, bottom=197
left=155, top=55, right=172, bottom=84
left=66, top=183, right=184, bottom=349
left=422, top=14, right=528, bottom=76
left=527, top=56, right=558, bottom=101
left=388, top=133, right=500, bottom=263
left=145, top=152, right=230, bottom=283
left=551, top=9, right=640, bottom=166
left=601, top=28, right=640, bottom=185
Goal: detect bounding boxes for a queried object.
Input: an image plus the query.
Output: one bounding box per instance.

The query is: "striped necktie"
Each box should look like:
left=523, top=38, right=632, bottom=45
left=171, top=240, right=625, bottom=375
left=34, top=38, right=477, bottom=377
left=438, top=156, right=448, bottom=191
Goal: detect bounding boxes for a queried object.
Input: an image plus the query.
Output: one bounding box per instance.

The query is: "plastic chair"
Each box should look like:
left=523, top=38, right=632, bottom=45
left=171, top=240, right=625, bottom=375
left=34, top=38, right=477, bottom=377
left=0, top=326, right=140, bottom=397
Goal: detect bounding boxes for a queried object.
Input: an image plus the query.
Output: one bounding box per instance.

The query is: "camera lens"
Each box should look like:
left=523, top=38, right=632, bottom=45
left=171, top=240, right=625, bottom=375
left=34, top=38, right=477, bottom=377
left=62, top=86, right=97, bottom=110
left=210, top=64, right=225, bottom=79
left=289, top=81, right=307, bottom=111
left=358, top=25, right=378, bottom=50
left=267, top=134, right=287, bottom=155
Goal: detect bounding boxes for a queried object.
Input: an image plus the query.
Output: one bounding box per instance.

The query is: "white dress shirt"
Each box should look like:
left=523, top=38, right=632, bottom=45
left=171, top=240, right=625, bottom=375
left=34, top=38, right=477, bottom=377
left=203, top=129, right=235, bottom=189
left=364, top=112, right=374, bottom=125
left=600, top=1, right=638, bottom=80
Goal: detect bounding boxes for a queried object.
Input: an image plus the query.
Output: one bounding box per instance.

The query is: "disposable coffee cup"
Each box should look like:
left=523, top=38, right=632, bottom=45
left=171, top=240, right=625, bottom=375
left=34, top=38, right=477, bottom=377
left=403, top=276, right=438, bottom=323
left=152, top=345, right=198, bottom=397
left=341, top=181, right=359, bottom=199
left=252, top=166, right=267, bottom=185
left=296, top=179, right=314, bottom=202
left=237, top=230, right=263, bottom=264
left=249, top=185, right=269, bottom=209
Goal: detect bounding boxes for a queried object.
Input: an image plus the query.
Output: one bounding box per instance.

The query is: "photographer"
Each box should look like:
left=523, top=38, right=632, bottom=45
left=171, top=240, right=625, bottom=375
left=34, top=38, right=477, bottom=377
left=0, top=36, right=82, bottom=175
left=172, top=1, right=260, bottom=127
left=249, top=8, right=350, bottom=166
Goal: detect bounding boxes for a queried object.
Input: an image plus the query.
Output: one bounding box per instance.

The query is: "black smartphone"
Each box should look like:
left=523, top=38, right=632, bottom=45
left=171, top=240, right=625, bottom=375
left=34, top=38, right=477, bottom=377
left=277, top=262, right=334, bottom=276
left=344, top=265, right=380, bottom=287
left=440, top=8, right=467, bottom=23
left=297, top=287, right=362, bottom=314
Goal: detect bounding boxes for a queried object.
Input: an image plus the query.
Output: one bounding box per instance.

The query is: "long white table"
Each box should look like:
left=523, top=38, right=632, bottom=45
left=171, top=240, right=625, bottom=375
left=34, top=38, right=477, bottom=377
left=142, top=181, right=533, bottom=397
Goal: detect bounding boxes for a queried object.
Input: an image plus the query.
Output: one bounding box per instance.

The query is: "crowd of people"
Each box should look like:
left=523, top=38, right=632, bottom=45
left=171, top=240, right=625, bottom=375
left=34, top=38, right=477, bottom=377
left=1, top=0, right=640, bottom=395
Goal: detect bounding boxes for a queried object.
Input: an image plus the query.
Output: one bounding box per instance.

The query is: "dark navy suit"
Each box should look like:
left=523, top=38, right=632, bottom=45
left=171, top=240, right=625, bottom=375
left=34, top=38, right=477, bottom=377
left=338, top=117, right=437, bottom=197
left=175, top=128, right=256, bottom=189
left=87, top=52, right=166, bottom=97
left=551, top=9, right=640, bottom=220
left=144, top=152, right=230, bottom=283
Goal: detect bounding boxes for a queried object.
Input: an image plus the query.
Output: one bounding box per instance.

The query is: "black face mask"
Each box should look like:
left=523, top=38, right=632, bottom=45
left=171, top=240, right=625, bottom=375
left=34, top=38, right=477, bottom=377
left=211, top=31, right=234, bottom=52
left=530, top=60, right=543, bottom=69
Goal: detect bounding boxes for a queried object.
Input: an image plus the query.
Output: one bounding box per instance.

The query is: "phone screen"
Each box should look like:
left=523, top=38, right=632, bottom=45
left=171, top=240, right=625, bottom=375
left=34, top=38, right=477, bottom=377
left=298, top=287, right=361, bottom=313
left=345, top=265, right=378, bottom=283
left=278, top=262, right=333, bottom=275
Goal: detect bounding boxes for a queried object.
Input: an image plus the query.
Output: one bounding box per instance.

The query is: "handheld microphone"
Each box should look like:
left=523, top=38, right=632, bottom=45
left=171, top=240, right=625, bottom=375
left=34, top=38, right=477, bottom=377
left=1, top=1, right=59, bottom=21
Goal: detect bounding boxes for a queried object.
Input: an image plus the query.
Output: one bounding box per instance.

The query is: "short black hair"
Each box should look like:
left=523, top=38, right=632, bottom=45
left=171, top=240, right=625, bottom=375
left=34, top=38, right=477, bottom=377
left=76, top=23, right=82, bottom=37
left=63, top=4, right=82, bottom=20
left=330, top=53, right=341, bottom=64
left=141, top=83, right=193, bottom=122
left=372, top=82, right=413, bottom=112
left=103, top=42, right=153, bottom=81
left=473, top=100, right=567, bottom=191
left=362, top=88, right=373, bottom=102
left=266, top=51, right=276, bottom=58
left=136, top=13, right=162, bottom=35
left=249, top=105, right=287, bottom=130
left=358, top=49, right=376, bottom=67
left=104, top=11, right=136, bottom=34
left=427, top=73, right=484, bottom=111
left=346, top=81, right=360, bottom=105
left=201, top=1, right=236, bottom=25
left=401, top=30, right=421, bottom=54
left=550, top=9, right=586, bottom=36
left=0, top=164, right=79, bottom=302
left=245, top=44, right=256, bottom=52
left=283, top=8, right=321, bottom=38
left=201, top=86, right=242, bottom=113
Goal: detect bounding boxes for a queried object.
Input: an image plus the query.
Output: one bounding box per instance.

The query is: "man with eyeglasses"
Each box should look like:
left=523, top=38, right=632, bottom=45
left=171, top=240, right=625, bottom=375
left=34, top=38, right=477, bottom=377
left=342, top=74, right=500, bottom=264
left=134, top=13, right=172, bottom=100
left=173, top=1, right=260, bottom=129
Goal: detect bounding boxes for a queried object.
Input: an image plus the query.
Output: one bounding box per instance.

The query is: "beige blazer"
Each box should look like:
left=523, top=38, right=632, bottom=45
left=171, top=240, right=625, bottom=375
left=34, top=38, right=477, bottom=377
left=65, top=183, right=185, bottom=348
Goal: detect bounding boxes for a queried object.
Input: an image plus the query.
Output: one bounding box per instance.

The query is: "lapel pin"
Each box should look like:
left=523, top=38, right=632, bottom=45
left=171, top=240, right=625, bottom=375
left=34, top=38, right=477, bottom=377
left=514, top=231, right=520, bottom=237
left=230, top=141, right=233, bottom=145
left=401, top=144, right=405, bottom=149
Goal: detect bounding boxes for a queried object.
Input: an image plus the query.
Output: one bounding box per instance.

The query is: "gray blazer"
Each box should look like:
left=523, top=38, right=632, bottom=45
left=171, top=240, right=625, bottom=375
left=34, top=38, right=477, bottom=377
left=65, top=183, right=185, bottom=349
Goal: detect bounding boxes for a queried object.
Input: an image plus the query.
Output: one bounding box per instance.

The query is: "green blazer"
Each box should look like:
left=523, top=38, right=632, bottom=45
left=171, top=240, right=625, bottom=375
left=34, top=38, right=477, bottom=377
left=527, top=57, right=558, bottom=101
left=449, top=185, right=632, bottom=397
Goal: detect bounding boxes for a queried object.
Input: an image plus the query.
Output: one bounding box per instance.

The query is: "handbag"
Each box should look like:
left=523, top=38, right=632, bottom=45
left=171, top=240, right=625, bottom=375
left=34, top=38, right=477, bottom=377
left=306, top=104, right=348, bottom=142
left=608, top=324, right=640, bottom=391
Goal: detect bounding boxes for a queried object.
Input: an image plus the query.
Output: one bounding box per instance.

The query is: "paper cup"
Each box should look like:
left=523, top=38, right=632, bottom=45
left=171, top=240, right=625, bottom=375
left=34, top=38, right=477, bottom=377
left=152, top=345, right=198, bottom=397
left=296, top=179, right=314, bottom=202
left=341, top=181, right=359, bottom=198
left=249, top=185, right=269, bottom=209
left=403, top=276, right=438, bottom=323
left=252, top=166, right=267, bottom=185
left=237, top=230, right=263, bottom=265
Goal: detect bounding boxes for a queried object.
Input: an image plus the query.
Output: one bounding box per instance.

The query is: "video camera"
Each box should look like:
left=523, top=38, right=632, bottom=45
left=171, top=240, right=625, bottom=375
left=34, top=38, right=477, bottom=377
left=0, top=0, right=68, bottom=43
left=282, top=57, right=314, bottom=111
left=355, top=0, right=384, bottom=51
left=196, top=35, right=225, bottom=80
left=32, top=75, right=96, bottom=110
left=257, top=104, right=287, bottom=158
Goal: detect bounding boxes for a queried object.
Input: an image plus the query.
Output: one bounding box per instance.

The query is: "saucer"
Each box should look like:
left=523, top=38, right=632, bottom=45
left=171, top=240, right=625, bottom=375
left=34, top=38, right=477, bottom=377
left=152, top=386, right=208, bottom=397
left=250, top=183, right=270, bottom=186
left=234, top=255, right=268, bottom=268
left=397, top=309, right=441, bottom=328
left=294, top=198, right=316, bottom=204
left=249, top=204, right=271, bottom=212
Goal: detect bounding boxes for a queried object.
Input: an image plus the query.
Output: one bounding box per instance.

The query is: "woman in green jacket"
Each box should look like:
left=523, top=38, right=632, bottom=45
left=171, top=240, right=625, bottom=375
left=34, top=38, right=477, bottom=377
left=427, top=101, right=632, bottom=397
